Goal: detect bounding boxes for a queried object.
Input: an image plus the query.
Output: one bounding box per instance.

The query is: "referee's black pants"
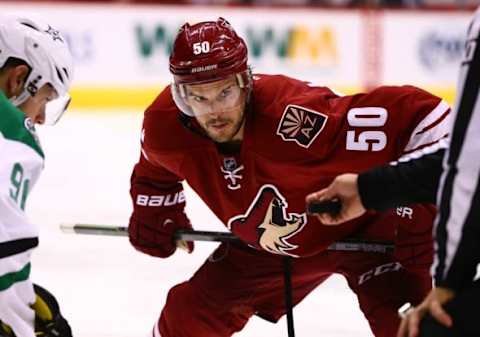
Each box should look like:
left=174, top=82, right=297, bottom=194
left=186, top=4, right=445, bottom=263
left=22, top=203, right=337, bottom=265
left=418, top=279, right=480, bottom=337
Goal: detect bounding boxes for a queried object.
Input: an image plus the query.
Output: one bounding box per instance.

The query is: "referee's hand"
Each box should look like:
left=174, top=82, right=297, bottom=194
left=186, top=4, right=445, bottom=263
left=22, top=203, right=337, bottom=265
left=396, top=287, right=455, bottom=337
left=306, top=173, right=366, bottom=225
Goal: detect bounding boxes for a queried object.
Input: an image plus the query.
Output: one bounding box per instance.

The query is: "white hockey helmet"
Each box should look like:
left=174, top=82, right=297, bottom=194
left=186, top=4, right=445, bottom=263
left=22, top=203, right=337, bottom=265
left=0, top=15, right=74, bottom=125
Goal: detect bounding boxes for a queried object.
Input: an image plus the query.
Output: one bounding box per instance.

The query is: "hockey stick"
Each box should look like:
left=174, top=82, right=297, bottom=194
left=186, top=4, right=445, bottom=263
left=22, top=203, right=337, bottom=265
left=60, top=200, right=342, bottom=237
left=60, top=200, right=342, bottom=238
left=283, top=257, right=295, bottom=337
left=64, top=200, right=375, bottom=337
left=60, top=225, right=394, bottom=254
left=59, top=201, right=377, bottom=337
left=60, top=224, right=298, bottom=337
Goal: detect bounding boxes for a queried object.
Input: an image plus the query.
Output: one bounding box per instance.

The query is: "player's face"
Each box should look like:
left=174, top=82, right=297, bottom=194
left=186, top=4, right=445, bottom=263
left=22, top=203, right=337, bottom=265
left=19, top=84, right=58, bottom=125
left=185, top=76, right=247, bottom=143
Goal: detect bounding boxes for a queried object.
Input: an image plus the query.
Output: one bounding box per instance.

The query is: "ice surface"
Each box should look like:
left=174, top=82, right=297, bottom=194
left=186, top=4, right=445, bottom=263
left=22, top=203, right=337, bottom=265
left=28, top=111, right=372, bottom=337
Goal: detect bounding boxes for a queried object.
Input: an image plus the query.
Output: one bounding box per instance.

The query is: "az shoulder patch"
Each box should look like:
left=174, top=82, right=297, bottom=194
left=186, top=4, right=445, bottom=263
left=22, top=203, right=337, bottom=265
left=276, top=104, right=328, bottom=148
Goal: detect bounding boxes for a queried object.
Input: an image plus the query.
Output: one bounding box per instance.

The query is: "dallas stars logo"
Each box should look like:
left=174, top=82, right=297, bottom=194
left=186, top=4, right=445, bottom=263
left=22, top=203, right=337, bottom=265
left=45, top=25, right=64, bottom=43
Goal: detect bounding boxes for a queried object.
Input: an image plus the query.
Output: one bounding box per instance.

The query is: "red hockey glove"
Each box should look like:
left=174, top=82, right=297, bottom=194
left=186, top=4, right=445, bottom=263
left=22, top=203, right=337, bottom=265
left=128, top=179, right=194, bottom=258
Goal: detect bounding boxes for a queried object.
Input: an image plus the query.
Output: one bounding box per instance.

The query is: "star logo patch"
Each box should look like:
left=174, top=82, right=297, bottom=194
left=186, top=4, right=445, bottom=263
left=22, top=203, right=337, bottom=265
left=45, top=25, right=64, bottom=42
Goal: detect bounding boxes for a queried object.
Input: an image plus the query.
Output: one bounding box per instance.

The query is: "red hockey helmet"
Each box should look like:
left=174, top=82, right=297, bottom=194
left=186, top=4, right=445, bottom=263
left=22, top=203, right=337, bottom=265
left=170, top=17, right=248, bottom=84
left=169, top=18, right=252, bottom=117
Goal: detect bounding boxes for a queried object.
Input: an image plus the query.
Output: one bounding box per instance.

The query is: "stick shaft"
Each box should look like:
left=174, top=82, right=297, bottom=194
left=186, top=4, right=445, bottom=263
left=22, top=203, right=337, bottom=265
left=60, top=223, right=128, bottom=236
left=60, top=224, right=239, bottom=242
left=60, top=224, right=394, bottom=253
left=174, top=229, right=241, bottom=243
left=283, top=257, right=295, bottom=337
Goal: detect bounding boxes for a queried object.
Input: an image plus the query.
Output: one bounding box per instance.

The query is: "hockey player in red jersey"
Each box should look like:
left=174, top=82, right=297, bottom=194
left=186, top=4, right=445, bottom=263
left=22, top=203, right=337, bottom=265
left=128, top=18, right=451, bottom=337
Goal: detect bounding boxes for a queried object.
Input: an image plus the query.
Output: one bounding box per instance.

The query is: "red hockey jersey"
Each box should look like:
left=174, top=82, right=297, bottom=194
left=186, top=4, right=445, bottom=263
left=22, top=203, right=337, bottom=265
left=132, top=74, right=450, bottom=258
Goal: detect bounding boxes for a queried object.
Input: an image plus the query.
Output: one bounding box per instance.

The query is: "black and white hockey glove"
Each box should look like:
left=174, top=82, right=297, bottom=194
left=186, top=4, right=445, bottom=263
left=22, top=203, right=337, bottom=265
left=32, top=284, right=73, bottom=337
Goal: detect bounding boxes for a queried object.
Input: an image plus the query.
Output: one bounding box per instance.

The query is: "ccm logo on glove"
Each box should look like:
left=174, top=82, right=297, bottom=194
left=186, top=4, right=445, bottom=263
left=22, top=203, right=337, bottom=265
left=136, top=191, right=185, bottom=207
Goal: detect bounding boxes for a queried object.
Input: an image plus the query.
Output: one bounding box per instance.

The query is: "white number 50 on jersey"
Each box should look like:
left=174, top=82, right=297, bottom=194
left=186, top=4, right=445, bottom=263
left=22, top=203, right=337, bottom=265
left=346, top=107, right=387, bottom=151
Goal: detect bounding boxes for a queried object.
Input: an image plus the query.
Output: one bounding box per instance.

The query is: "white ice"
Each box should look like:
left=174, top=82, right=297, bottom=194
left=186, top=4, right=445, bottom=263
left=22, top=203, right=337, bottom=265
left=28, top=111, right=373, bottom=337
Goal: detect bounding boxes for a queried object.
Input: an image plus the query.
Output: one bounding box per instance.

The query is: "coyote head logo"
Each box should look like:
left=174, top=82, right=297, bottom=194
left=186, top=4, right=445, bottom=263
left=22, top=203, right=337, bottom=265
left=228, top=184, right=307, bottom=257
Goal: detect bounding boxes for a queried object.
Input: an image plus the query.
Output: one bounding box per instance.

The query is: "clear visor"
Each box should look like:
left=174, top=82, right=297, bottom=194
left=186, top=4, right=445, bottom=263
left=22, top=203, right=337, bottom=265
left=44, top=93, right=71, bottom=125
left=10, top=76, right=71, bottom=126
left=172, top=71, right=251, bottom=117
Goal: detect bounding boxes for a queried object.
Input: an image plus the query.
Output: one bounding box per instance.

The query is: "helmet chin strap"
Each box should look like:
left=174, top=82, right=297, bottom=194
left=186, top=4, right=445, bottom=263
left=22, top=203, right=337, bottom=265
left=9, top=89, right=31, bottom=107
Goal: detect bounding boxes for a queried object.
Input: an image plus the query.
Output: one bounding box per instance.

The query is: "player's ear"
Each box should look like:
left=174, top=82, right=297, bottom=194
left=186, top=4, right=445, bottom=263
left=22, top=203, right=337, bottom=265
left=7, top=64, right=29, bottom=97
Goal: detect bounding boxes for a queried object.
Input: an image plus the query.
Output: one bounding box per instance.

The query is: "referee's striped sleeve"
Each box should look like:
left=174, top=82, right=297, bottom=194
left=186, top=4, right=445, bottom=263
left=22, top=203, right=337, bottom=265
left=433, top=8, right=480, bottom=291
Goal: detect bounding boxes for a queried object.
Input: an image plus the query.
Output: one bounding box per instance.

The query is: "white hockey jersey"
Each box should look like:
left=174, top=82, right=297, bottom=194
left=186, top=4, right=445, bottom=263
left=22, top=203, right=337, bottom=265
left=0, top=91, right=43, bottom=244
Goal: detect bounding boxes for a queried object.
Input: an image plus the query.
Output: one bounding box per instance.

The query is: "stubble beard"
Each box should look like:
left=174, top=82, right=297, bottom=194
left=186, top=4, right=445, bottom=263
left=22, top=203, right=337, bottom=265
left=204, top=113, right=245, bottom=143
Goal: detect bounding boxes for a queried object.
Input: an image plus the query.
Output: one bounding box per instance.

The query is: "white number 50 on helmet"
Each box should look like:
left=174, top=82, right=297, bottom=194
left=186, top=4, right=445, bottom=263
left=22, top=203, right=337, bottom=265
left=0, top=15, right=74, bottom=125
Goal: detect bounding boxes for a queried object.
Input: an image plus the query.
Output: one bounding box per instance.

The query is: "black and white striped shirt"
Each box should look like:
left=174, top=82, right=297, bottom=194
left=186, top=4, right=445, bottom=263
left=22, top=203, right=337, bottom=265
left=359, top=7, right=480, bottom=292
left=433, top=7, right=480, bottom=291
